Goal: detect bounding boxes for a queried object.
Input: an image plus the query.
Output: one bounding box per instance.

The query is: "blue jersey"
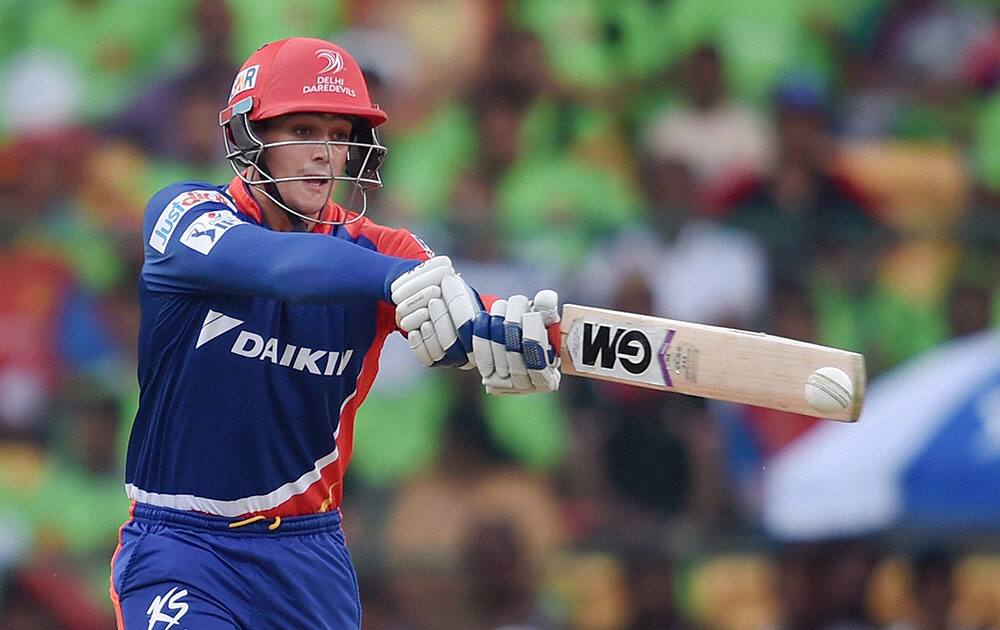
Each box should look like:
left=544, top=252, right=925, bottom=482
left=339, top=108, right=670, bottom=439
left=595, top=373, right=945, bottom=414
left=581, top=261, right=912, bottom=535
left=125, top=177, right=430, bottom=517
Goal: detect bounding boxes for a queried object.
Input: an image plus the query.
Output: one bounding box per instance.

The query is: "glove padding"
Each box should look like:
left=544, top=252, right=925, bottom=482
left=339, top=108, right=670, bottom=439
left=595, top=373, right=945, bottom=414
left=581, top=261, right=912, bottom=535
left=393, top=258, right=479, bottom=369
left=390, top=256, right=454, bottom=331
left=472, top=290, right=561, bottom=395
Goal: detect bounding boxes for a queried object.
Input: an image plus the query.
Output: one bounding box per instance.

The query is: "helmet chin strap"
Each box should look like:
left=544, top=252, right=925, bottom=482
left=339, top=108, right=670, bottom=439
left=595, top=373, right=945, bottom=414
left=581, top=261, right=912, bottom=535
left=246, top=177, right=369, bottom=228
left=239, top=155, right=368, bottom=228
left=251, top=180, right=306, bottom=231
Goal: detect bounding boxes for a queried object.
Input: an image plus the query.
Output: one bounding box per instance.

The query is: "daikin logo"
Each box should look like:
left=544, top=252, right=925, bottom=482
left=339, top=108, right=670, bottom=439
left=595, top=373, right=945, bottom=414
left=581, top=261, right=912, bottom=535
left=196, top=310, right=245, bottom=348
left=197, top=310, right=353, bottom=376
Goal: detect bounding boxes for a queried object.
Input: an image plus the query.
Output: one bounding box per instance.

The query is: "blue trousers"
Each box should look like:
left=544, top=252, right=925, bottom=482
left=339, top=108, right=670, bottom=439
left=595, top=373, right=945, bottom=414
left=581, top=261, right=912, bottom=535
left=110, top=503, right=360, bottom=629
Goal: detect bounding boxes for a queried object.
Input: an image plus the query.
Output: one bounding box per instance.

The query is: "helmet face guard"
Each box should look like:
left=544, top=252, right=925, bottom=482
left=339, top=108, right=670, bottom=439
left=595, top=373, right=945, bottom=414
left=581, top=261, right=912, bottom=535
left=221, top=96, right=387, bottom=225
left=218, top=38, right=389, bottom=225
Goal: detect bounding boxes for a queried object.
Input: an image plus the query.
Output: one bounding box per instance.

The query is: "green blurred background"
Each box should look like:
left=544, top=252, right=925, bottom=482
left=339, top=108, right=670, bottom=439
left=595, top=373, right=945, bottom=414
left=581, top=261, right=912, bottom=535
left=1, top=0, right=999, bottom=628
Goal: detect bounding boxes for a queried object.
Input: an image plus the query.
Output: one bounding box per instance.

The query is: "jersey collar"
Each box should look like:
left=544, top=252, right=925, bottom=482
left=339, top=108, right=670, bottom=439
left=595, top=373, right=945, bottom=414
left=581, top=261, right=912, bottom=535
left=226, top=175, right=349, bottom=235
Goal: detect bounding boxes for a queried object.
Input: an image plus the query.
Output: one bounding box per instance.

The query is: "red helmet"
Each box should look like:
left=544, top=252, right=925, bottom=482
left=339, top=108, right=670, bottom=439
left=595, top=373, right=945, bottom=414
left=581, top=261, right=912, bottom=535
left=219, top=38, right=388, bottom=224
left=219, top=37, right=386, bottom=129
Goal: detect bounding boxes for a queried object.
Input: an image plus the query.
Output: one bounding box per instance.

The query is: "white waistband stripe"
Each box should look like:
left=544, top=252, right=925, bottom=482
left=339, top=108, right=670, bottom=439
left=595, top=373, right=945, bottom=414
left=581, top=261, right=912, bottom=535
left=125, top=446, right=339, bottom=517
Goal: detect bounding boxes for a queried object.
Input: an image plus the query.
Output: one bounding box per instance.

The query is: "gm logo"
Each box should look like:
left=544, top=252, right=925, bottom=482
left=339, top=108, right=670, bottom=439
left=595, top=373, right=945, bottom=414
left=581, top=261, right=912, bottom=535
left=567, top=317, right=676, bottom=389
left=580, top=322, right=652, bottom=375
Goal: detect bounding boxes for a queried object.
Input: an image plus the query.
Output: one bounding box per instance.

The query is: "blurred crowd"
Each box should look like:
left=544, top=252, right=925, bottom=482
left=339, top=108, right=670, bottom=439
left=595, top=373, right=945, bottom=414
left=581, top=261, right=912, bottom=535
left=1, top=0, right=999, bottom=628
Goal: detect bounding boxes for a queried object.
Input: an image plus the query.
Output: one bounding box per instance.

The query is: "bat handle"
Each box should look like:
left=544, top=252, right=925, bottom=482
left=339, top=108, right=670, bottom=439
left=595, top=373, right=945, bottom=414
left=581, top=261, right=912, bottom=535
left=530, top=289, right=561, bottom=355
left=548, top=320, right=561, bottom=355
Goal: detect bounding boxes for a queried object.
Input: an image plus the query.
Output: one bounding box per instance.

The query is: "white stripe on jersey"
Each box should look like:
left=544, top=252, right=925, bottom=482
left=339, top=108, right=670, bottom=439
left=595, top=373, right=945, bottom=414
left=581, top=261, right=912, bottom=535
left=126, top=389, right=358, bottom=516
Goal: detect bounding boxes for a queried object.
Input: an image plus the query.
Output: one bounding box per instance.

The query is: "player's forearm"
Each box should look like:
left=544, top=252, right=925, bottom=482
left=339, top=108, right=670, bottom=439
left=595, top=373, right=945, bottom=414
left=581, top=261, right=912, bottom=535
left=250, top=232, right=419, bottom=303
left=145, top=227, right=418, bottom=303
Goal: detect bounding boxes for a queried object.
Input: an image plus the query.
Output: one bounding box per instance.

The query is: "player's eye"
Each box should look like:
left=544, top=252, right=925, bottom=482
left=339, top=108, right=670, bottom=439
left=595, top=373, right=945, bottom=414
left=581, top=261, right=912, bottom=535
left=293, top=126, right=312, bottom=137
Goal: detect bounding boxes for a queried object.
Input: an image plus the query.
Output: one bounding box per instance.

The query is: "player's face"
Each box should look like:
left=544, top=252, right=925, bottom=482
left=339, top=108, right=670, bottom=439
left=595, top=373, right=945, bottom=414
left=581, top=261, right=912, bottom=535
left=259, top=113, right=353, bottom=217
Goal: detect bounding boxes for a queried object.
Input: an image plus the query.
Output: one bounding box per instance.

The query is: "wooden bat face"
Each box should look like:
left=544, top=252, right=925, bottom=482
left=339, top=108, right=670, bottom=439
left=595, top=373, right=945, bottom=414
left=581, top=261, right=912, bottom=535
left=558, top=304, right=865, bottom=422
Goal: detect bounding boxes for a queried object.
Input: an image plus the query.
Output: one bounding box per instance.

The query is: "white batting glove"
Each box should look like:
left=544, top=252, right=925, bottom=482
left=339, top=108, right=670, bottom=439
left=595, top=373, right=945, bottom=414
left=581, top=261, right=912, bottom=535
left=392, top=257, right=480, bottom=369
left=471, top=290, right=561, bottom=395
left=390, top=256, right=454, bottom=331
left=522, top=289, right=561, bottom=392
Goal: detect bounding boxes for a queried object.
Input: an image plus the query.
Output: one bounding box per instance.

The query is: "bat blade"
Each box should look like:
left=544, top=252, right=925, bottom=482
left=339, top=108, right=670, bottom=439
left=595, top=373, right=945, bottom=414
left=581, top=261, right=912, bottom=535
left=557, top=304, right=865, bottom=422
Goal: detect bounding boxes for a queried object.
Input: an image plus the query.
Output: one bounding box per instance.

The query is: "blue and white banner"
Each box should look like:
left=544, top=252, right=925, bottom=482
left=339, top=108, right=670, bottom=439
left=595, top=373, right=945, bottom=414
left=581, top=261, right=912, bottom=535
left=763, top=331, right=1000, bottom=540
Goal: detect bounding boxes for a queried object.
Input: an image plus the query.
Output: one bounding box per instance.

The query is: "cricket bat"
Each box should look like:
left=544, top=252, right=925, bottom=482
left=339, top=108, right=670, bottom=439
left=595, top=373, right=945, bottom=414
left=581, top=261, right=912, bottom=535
left=555, top=304, right=865, bottom=422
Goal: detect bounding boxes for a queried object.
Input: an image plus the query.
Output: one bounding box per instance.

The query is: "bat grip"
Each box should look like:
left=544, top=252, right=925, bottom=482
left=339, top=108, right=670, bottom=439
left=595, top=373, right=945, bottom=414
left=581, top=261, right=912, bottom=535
left=548, top=321, right=561, bottom=354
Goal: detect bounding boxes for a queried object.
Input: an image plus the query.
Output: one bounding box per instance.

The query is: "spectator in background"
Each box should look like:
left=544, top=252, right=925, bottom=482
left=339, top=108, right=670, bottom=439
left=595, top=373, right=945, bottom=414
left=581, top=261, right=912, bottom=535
left=577, top=149, right=769, bottom=328
left=478, top=22, right=633, bottom=179
left=948, top=281, right=994, bottom=338
left=0, top=49, right=87, bottom=137
left=644, top=44, right=774, bottom=198
left=887, top=549, right=953, bottom=630
left=461, top=24, right=644, bottom=272
left=0, top=129, right=94, bottom=232
left=151, top=67, right=237, bottom=186
left=0, top=133, right=117, bottom=444
left=842, top=0, right=996, bottom=142
left=771, top=543, right=827, bottom=630
left=383, top=379, right=565, bottom=629
left=109, top=0, right=237, bottom=172
left=840, top=2, right=998, bottom=144
left=191, top=0, right=235, bottom=66
left=871, top=0, right=994, bottom=92
left=443, top=170, right=560, bottom=298
left=0, top=377, right=128, bottom=629
left=567, top=271, right=733, bottom=539
left=348, top=1, right=501, bottom=227
left=715, top=75, right=879, bottom=271
left=945, top=250, right=998, bottom=338
left=769, top=541, right=884, bottom=630
left=468, top=75, right=643, bottom=271
left=821, top=539, right=881, bottom=630
left=469, top=78, right=535, bottom=184
left=623, top=546, right=698, bottom=630
left=463, top=518, right=556, bottom=629
left=10, top=0, right=191, bottom=125
left=0, top=578, right=109, bottom=630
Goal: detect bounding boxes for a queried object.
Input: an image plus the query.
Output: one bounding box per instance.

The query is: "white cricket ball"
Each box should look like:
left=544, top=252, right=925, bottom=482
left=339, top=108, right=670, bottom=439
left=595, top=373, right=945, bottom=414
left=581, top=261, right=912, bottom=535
left=804, top=366, right=854, bottom=415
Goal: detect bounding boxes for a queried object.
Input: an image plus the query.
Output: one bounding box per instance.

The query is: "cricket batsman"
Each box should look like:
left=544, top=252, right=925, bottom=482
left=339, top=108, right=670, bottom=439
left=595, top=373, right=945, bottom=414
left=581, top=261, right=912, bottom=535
left=110, top=37, right=561, bottom=629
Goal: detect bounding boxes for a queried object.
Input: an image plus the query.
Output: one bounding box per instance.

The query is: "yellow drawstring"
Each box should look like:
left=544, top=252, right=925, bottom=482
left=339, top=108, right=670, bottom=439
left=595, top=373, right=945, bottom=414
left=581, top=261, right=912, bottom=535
left=228, top=514, right=282, bottom=531
left=228, top=515, right=265, bottom=528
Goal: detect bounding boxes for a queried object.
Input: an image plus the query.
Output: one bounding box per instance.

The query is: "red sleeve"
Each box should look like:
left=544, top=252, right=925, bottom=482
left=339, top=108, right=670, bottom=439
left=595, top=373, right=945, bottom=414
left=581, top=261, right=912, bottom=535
left=346, top=213, right=503, bottom=334
left=345, top=215, right=434, bottom=262
left=480, top=294, right=499, bottom=311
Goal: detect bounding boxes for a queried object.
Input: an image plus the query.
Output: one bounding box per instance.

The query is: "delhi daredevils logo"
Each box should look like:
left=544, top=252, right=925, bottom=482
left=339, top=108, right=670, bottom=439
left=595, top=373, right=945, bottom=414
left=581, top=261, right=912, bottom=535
left=316, top=49, right=344, bottom=74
